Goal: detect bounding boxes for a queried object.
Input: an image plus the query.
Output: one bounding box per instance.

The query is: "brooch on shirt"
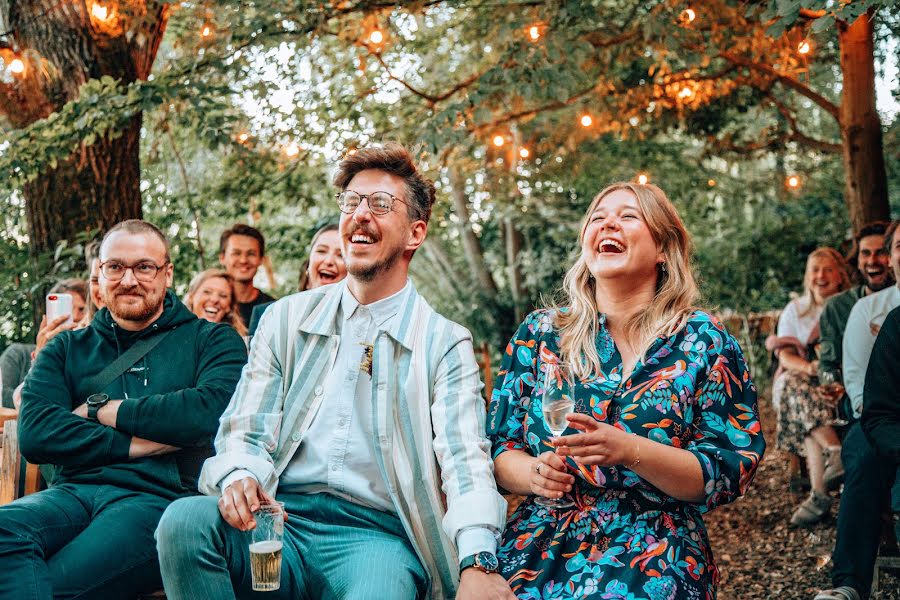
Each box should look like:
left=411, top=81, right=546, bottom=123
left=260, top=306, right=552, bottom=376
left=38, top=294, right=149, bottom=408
left=359, top=342, right=374, bottom=376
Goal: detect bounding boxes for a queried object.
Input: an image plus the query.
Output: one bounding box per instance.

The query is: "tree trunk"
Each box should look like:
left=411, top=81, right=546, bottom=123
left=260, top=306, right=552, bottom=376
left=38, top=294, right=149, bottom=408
left=448, top=169, right=499, bottom=295
left=0, top=0, right=170, bottom=255
left=504, top=217, right=526, bottom=321
left=838, top=11, right=889, bottom=231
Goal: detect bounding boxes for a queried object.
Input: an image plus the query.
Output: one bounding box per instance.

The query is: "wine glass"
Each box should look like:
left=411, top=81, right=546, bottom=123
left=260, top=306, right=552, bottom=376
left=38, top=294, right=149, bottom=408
left=819, top=371, right=848, bottom=427
left=536, top=361, right=575, bottom=509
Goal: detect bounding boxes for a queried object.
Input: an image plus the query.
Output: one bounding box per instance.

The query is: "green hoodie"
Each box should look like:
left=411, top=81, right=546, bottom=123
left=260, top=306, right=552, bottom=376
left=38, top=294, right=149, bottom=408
left=19, top=291, right=247, bottom=500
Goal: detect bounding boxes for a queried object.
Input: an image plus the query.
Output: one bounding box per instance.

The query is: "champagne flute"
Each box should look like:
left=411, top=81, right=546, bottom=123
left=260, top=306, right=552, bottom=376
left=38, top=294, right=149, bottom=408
left=536, top=361, right=575, bottom=509
left=819, top=371, right=848, bottom=427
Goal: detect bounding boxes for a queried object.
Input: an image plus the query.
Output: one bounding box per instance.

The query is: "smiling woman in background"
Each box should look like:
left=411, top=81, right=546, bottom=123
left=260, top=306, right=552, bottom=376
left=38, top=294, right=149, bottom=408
left=185, top=269, right=248, bottom=338
left=770, top=247, right=850, bottom=527
left=297, top=223, right=346, bottom=291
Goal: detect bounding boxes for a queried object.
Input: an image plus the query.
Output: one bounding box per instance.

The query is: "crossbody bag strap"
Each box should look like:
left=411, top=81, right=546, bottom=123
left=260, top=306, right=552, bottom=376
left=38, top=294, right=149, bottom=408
left=82, top=328, right=175, bottom=394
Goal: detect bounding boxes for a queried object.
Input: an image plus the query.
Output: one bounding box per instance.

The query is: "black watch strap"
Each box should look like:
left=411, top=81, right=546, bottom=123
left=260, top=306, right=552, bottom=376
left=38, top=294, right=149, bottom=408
left=86, top=393, right=109, bottom=422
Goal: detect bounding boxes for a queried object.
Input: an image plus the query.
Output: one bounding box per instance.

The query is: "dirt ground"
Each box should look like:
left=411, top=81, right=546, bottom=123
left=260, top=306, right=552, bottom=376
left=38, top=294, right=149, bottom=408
left=705, top=392, right=900, bottom=599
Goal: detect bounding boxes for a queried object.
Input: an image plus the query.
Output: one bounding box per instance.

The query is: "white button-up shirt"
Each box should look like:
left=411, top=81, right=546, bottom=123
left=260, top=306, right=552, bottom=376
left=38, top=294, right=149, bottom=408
left=278, top=282, right=405, bottom=512
left=843, top=285, right=900, bottom=416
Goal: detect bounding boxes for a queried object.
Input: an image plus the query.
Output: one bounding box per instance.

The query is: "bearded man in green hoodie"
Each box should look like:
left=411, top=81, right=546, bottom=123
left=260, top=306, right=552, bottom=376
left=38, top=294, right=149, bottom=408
left=0, top=220, right=248, bottom=600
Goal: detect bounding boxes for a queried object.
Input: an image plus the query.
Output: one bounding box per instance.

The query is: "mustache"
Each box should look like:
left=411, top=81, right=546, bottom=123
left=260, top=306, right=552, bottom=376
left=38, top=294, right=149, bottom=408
left=346, top=224, right=379, bottom=239
left=114, top=286, right=145, bottom=296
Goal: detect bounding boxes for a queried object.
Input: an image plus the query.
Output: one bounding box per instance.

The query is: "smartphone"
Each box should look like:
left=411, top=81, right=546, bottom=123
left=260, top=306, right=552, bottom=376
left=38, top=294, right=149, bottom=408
left=46, top=293, right=74, bottom=326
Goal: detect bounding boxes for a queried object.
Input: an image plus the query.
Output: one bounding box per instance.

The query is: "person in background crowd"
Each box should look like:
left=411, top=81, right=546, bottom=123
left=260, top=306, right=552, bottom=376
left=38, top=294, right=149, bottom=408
left=218, top=223, right=276, bottom=327
left=0, top=278, right=88, bottom=411
left=156, top=143, right=510, bottom=600
left=815, top=221, right=900, bottom=600
left=185, top=269, right=248, bottom=338
left=488, top=182, right=764, bottom=599
left=248, top=223, right=347, bottom=337
left=769, top=247, right=850, bottom=527
left=83, top=240, right=106, bottom=324
left=817, top=222, right=892, bottom=398
left=0, top=220, right=247, bottom=600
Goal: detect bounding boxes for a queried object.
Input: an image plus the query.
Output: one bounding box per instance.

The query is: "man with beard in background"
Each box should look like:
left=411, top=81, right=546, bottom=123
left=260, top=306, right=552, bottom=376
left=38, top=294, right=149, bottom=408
left=218, top=224, right=277, bottom=328
left=0, top=219, right=247, bottom=600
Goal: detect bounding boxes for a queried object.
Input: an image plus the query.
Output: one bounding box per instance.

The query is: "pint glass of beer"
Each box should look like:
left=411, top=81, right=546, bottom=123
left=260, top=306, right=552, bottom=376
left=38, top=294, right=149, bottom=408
left=250, top=502, right=284, bottom=591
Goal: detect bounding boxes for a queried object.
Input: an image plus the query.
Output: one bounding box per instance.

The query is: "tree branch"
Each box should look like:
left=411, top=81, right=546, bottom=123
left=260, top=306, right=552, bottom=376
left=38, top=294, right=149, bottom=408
left=766, top=92, right=841, bottom=153
left=718, top=49, right=840, bottom=120
left=368, top=50, right=485, bottom=106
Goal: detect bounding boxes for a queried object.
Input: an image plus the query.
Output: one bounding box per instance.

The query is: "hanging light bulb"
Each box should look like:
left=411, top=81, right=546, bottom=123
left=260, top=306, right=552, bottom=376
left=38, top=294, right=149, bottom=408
left=91, top=2, right=110, bottom=21
left=237, top=132, right=250, bottom=144
left=707, top=179, right=717, bottom=187
left=8, top=57, right=26, bottom=75
left=528, top=25, right=541, bottom=41
left=369, top=29, right=384, bottom=44
left=681, top=8, right=696, bottom=23
left=492, top=135, right=505, bottom=147
left=637, top=173, right=649, bottom=185
left=786, top=175, right=801, bottom=189
left=200, top=22, right=214, bottom=38
left=678, top=86, right=693, bottom=99
left=283, top=142, right=300, bottom=158
left=519, top=147, right=530, bottom=158
left=580, top=114, right=593, bottom=127
left=797, top=39, right=812, bottom=55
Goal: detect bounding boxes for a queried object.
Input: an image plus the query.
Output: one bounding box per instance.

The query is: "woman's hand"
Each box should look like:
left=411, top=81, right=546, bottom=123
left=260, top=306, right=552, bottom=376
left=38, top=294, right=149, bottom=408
left=34, top=314, right=77, bottom=356
left=806, top=359, right=819, bottom=377
left=554, top=413, right=638, bottom=467
left=530, top=451, right=574, bottom=499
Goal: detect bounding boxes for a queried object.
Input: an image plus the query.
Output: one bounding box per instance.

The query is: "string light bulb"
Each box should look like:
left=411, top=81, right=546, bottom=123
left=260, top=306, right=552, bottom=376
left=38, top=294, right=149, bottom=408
left=492, top=135, right=505, bottom=147
left=91, top=3, right=110, bottom=21
left=580, top=114, right=593, bottom=127
left=8, top=57, right=26, bottom=75
left=797, top=40, right=812, bottom=55
left=678, top=87, right=693, bottom=99
left=786, top=175, right=801, bottom=189
left=369, top=29, right=384, bottom=44
left=708, top=179, right=716, bottom=187
left=637, top=173, right=649, bottom=185
left=682, top=8, right=696, bottom=22
left=519, top=148, right=530, bottom=158
left=200, top=22, right=214, bottom=38
left=283, top=142, right=300, bottom=158
left=237, top=132, right=250, bottom=144
left=528, top=25, right=541, bottom=41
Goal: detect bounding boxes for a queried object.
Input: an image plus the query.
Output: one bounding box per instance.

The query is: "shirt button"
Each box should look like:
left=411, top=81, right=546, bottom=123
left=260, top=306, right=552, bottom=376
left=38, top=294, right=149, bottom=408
left=331, top=465, right=339, bottom=471
left=291, top=432, right=301, bottom=442
left=377, top=382, right=386, bottom=391
left=338, top=419, right=347, bottom=427
left=379, top=435, right=388, bottom=445
left=314, top=386, right=323, bottom=396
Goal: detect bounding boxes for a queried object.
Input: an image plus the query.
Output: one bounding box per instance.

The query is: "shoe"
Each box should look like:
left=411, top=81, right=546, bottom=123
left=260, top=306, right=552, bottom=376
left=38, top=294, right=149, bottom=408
left=823, top=448, right=844, bottom=491
left=812, top=586, right=861, bottom=600
left=790, top=491, right=832, bottom=528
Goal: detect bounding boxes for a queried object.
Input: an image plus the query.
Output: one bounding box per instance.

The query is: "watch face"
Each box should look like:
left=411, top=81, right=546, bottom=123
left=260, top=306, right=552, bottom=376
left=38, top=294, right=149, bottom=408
left=476, top=552, right=499, bottom=572
left=87, top=393, right=109, bottom=406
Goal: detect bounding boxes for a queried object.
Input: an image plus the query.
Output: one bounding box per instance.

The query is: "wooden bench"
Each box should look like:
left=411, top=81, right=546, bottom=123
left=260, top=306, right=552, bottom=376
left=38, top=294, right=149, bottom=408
left=0, top=419, right=41, bottom=505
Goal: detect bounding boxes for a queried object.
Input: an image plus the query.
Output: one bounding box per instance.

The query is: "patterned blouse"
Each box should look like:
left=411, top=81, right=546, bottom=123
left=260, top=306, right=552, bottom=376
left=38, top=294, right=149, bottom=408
left=487, top=309, right=765, bottom=600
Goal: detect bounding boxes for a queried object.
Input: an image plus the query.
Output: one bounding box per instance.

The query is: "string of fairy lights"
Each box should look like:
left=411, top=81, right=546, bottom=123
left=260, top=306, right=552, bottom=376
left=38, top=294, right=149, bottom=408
left=1, top=3, right=812, bottom=189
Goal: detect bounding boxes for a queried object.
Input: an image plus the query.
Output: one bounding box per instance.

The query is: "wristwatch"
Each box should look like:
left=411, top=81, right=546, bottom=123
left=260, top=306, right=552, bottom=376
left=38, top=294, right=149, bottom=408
left=459, top=551, right=499, bottom=575
left=86, top=393, right=110, bottom=422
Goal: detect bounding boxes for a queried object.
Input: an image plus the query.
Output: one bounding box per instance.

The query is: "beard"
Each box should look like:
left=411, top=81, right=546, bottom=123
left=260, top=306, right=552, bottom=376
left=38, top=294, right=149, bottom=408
left=101, top=285, right=166, bottom=324
left=864, top=271, right=895, bottom=293
left=347, top=251, right=402, bottom=282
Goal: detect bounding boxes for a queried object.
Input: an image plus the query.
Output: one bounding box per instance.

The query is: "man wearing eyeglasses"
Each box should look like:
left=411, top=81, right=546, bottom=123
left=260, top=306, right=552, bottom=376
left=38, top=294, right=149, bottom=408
left=157, top=144, right=513, bottom=599
left=0, top=220, right=247, bottom=600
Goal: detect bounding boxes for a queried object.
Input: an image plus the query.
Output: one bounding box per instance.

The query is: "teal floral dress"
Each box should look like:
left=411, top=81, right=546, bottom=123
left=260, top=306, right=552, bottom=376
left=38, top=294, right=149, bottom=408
left=487, top=310, right=765, bottom=600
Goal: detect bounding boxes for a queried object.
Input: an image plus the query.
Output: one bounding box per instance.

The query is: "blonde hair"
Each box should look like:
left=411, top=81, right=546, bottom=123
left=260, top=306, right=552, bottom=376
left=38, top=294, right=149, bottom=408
left=554, top=183, right=699, bottom=380
left=796, top=247, right=851, bottom=317
left=185, top=269, right=248, bottom=337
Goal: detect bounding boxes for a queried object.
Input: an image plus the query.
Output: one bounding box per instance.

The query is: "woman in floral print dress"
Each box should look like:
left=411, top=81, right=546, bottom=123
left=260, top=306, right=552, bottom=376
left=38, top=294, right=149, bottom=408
left=487, top=183, right=765, bottom=600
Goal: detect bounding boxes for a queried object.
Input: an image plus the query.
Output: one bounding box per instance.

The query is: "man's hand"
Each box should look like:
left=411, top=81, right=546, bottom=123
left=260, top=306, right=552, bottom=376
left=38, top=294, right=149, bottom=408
left=218, top=477, right=281, bottom=532
left=456, top=569, right=515, bottom=599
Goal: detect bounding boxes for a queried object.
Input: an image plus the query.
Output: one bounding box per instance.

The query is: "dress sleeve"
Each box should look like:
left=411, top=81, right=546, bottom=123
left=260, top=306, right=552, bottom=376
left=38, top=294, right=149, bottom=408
left=486, top=314, right=539, bottom=459
left=776, top=301, right=798, bottom=339
left=684, top=325, right=766, bottom=513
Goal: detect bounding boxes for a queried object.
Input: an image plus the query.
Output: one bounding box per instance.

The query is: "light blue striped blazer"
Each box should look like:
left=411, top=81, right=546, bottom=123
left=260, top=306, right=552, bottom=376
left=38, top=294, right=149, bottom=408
left=199, top=280, right=507, bottom=599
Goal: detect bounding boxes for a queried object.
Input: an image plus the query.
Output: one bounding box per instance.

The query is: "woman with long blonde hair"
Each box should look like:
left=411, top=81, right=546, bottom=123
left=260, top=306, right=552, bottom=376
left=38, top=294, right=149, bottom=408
left=769, top=247, right=850, bottom=527
left=487, top=183, right=765, bottom=598
left=185, top=269, right=248, bottom=338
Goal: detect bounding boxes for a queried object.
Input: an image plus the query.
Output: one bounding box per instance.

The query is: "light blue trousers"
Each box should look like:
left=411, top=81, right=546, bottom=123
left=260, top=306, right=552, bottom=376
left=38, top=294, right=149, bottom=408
left=156, top=492, right=428, bottom=600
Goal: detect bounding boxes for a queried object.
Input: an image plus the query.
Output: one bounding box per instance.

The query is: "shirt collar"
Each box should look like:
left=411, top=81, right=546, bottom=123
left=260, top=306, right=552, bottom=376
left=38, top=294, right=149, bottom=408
left=341, top=279, right=411, bottom=328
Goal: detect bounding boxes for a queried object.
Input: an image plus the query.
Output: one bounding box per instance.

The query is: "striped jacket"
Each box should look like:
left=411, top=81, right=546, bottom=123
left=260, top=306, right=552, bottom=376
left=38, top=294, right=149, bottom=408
left=199, top=280, right=507, bottom=599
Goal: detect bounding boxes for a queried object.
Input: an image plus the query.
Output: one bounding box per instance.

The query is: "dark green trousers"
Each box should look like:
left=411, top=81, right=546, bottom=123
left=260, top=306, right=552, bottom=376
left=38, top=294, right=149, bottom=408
left=0, top=483, right=171, bottom=600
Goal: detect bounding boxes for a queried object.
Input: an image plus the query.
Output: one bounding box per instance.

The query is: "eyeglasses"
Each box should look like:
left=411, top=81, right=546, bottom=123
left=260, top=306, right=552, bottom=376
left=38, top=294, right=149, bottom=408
left=99, top=260, right=169, bottom=282
left=336, top=190, right=410, bottom=217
